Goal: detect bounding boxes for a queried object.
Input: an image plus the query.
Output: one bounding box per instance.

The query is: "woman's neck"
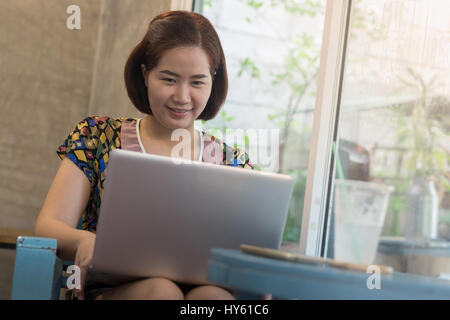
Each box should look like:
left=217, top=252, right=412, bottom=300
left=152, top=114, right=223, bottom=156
left=140, top=115, right=199, bottom=159
left=143, top=115, right=188, bottom=140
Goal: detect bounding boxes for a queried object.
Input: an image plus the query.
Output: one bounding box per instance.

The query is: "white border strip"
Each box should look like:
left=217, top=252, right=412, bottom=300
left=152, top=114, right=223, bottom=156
left=299, top=0, right=352, bottom=256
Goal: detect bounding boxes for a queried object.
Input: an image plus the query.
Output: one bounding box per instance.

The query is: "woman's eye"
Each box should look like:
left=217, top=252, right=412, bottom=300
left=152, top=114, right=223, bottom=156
left=192, top=81, right=204, bottom=86
left=162, top=78, right=175, bottom=84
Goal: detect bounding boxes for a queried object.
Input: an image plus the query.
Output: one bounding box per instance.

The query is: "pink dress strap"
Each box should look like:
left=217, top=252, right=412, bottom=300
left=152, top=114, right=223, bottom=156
left=120, top=118, right=143, bottom=152
left=202, top=136, right=223, bottom=165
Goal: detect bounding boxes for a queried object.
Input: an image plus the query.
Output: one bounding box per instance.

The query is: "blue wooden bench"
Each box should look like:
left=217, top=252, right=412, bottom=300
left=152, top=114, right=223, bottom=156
left=12, top=237, right=450, bottom=300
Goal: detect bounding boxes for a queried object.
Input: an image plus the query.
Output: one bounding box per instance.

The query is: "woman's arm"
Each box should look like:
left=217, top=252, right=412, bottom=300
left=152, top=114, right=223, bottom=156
left=34, top=157, right=93, bottom=261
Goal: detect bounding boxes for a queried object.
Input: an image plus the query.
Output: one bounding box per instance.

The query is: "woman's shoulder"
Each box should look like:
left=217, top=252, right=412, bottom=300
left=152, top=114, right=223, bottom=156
left=73, top=116, right=138, bottom=136
left=76, top=115, right=131, bottom=128
left=202, top=131, right=254, bottom=169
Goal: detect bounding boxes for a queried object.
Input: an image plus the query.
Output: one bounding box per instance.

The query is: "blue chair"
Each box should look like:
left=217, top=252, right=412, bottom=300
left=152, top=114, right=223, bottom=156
left=11, top=220, right=83, bottom=300
left=11, top=236, right=67, bottom=300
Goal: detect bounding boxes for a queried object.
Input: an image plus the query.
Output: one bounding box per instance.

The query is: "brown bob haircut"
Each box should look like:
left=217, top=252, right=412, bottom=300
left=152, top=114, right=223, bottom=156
left=124, top=10, right=228, bottom=120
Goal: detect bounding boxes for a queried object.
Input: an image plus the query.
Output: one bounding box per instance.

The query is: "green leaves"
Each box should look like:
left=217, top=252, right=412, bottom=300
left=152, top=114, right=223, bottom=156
left=246, top=0, right=264, bottom=10
left=242, top=0, right=324, bottom=16
left=204, top=0, right=212, bottom=10
left=432, top=150, right=446, bottom=171
left=221, top=110, right=235, bottom=123
left=237, top=57, right=261, bottom=78
left=441, top=175, right=450, bottom=192
left=276, top=0, right=324, bottom=17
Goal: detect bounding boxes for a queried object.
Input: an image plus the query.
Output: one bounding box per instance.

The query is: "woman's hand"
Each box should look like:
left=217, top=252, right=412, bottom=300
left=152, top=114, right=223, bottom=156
left=73, top=232, right=96, bottom=300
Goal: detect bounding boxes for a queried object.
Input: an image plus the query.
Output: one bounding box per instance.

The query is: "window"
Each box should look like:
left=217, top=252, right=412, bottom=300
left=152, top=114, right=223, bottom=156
left=319, top=0, right=450, bottom=277
left=195, top=1, right=450, bottom=279
left=194, top=0, right=326, bottom=245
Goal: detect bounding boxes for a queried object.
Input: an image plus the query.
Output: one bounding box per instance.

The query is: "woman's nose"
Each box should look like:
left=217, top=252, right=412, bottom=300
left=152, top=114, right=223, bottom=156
left=173, top=84, right=191, bottom=105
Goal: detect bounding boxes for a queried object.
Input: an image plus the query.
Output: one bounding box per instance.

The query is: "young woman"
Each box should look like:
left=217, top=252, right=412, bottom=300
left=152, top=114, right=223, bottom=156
left=34, top=10, right=253, bottom=300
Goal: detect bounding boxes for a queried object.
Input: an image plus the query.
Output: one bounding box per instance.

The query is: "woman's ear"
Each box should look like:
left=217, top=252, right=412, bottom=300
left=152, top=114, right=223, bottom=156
left=140, top=64, right=148, bottom=87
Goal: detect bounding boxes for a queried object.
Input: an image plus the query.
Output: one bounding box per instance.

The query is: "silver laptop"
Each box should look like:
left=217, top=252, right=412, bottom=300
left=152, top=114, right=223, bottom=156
left=88, top=149, right=294, bottom=286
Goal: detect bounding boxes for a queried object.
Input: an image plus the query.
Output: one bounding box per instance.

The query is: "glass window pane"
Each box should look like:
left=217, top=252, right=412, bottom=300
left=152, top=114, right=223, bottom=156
left=328, top=0, right=450, bottom=277
left=195, top=0, right=326, bottom=245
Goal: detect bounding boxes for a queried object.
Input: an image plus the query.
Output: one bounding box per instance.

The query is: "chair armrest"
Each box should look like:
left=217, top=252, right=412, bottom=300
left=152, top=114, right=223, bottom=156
left=11, top=236, right=63, bottom=300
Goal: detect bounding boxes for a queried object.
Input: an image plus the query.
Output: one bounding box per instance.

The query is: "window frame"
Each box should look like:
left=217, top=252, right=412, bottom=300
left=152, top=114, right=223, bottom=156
left=191, top=0, right=204, bottom=13
left=299, top=0, right=352, bottom=257
left=191, top=0, right=353, bottom=257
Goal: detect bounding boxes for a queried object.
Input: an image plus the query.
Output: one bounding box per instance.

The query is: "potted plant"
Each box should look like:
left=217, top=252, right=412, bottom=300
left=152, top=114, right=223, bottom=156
left=393, top=67, right=450, bottom=241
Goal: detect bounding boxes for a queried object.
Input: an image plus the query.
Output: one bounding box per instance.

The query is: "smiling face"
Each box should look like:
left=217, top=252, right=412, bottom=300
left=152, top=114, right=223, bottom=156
left=142, top=46, right=213, bottom=131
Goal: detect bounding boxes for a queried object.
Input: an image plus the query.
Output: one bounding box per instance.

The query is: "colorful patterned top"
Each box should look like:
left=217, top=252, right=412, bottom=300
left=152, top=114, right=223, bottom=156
left=57, top=116, right=254, bottom=233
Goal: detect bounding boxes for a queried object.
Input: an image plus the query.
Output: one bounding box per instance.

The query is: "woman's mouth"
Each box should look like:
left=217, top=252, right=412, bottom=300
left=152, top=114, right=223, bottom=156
left=167, top=106, right=191, bottom=118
